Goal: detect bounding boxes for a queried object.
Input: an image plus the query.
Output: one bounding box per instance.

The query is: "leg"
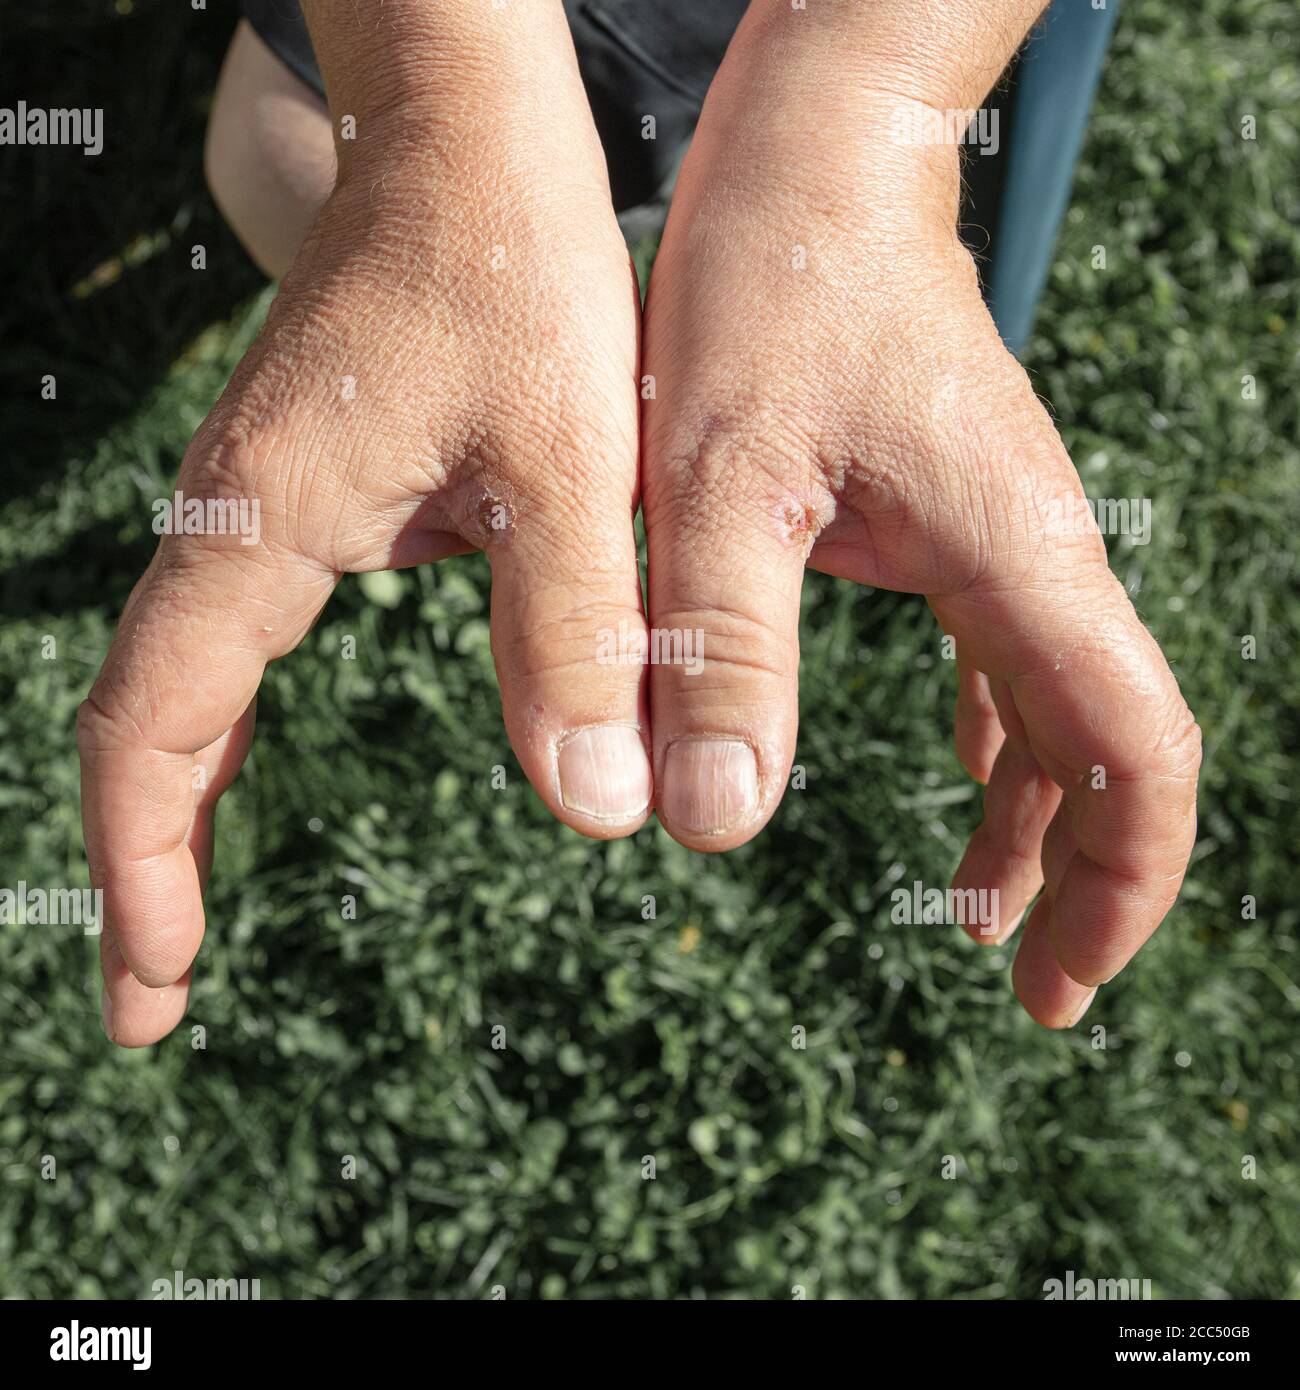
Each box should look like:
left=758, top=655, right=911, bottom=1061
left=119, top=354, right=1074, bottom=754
left=204, top=19, right=336, bottom=279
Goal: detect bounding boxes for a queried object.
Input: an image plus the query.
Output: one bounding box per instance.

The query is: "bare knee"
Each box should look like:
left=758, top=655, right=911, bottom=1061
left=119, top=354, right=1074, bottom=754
left=205, top=20, right=336, bottom=279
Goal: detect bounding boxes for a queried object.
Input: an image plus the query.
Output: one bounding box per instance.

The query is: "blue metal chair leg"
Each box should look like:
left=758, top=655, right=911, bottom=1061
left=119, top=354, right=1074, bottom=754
left=988, top=0, right=1123, bottom=355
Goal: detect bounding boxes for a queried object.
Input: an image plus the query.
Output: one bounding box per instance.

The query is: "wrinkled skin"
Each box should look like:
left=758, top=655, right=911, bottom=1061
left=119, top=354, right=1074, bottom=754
left=81, top=9, right=1200, bottom=1045
left=81, top=63, right=653, bottom=1045
left=640, top=41, right=1201, bottom=1026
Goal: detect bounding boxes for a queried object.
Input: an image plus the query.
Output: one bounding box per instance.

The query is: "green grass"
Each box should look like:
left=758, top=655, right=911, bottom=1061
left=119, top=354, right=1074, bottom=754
left=1, top=0, right=1298, bottom=1299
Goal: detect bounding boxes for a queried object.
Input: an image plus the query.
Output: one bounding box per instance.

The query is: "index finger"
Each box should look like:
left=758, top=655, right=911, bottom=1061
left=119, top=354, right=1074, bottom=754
left=935, top=557, right=1201, bottom=1021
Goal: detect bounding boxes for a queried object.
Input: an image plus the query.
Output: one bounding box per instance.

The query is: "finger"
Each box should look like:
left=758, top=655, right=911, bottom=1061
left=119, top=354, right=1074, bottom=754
left=188, top=701, right=258, bottom=889
left=79, top=540, right=334, bottom=1004
left=1040, top=802, right=1078, bottom=900
left=643, top=420, right=814, bottom=850
left=1011, top=898, right=1098, bottom=1030
left=487, top=469, right=652, bottom=839
left=951, top=729, right=1061, bottom=945
left=99, top=929, right=191, bottom=1049
left=953, top=657, right=1005, bottom=783
left=934, top=558, right=1200, bottom=992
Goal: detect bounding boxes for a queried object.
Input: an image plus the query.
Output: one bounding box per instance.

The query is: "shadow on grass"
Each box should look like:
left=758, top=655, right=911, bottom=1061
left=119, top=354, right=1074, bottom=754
left=0, top=0, right=263, bottom=503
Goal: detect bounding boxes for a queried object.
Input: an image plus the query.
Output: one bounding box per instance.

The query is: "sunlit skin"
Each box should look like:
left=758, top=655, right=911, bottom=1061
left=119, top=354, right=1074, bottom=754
left=80, top=0, right=1199, bottom=1046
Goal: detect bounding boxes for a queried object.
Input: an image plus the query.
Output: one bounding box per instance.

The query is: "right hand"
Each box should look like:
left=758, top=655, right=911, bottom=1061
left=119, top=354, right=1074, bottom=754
left=637, top=25, right=1201, bottom=1026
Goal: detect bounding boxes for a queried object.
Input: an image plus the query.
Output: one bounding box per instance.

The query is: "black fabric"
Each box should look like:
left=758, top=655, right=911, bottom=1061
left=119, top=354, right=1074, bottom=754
left=957, top=57, right=1022, bottom=294
left=566, top=0, right=748, bottom=210
left=240, top=0, right=748, bottom=212
left=241, top=0, right=323, bottom=101
left=239, top=0, right=1009, bottom=246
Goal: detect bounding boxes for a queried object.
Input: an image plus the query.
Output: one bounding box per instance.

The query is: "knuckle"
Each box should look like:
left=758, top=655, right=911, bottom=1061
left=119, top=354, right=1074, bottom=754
left=76, top=686, right=145, bottom=754
left=75, top=692, right=113, bottom=754
left=497, top=595, right=648, bottom=681
left=181, top=416, right=275, bottom=499
left=651, top=604, right=798, bottom=684
left=906, top=360, right=1100, bottom=592
left=1151, top=701, right=1203, bottom=780
left=652, top=400, right=828, bottom=521
left=178, top=412, right=346, bottom=564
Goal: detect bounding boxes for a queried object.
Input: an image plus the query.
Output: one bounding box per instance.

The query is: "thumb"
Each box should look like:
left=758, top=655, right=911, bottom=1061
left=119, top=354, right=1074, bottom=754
left=934, top=524, right=1199, bottom=1026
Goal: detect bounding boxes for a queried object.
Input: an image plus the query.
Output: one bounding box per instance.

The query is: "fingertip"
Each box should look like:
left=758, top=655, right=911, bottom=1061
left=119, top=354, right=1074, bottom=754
left=115, top=919, right=203, bottom=992
left=1017, top=982, right=1098, bottom=1031
left=129, top=962, right=195, bottom=991
left=1047, top=938, right=1113, bottom=989
left=554, top=723, right=653, bottom=838
left=1015, top=977, right=1097, bottom=1031
left=957, top=749, right=996, bottom=786
left=1070, top=985, right=1100, bottom=1026
left=954, top=723, right=1000, bottom=786
left=655, top=736, right=770, bottom=851
left=1044, top=854, right=1169, bottom=988
left=100, top=973, right=192, bottom=1049
left=101, top=848, right=206, bottom=989
left=960, top=899, right=1024, bottom=947
left=1011, top=902, right=1099, bottom=1028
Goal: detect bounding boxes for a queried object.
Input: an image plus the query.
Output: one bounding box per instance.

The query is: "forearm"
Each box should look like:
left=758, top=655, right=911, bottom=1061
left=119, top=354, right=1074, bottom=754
left=680, top=1, right=1051, bottom=242
left=735, top=0, right=1048, bottom=111
left=298, top=0, right=593, bottom=176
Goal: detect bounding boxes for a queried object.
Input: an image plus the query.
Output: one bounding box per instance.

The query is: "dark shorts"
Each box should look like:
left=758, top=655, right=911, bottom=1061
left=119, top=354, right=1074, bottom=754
left=243, top=0, right=762, bottom=240
left=244, top=0, right=1016, bottom=249
left=243, top=1, right=1139, bottom=355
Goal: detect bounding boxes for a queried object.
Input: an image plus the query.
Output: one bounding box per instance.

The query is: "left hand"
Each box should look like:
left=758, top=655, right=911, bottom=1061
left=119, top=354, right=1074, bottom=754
left=639, top=15, right=1201, bottom=1026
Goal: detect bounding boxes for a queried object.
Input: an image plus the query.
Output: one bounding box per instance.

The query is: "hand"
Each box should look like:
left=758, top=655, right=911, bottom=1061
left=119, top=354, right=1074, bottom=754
left=80, top=30, right=650, bottom=1045
left=639, top=17, right=1201, bottom=1026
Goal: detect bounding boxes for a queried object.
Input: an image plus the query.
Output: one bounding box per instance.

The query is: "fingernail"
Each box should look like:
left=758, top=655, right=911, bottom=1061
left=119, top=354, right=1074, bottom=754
left=557, top=725, right=651, bottom=822
left=100, top=990, right=115, bottom=1043
left=1069, top=986, right=1099, bottom=1027
left=662, top=738, right=759, bottom=836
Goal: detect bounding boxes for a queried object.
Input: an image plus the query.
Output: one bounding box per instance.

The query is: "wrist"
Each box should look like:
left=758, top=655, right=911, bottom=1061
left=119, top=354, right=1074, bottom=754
left=301, top=0, right=597, bottom=182
left=733, top=0, right=1046, bottom=112
left=687, top=34, right=964, bottom=245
